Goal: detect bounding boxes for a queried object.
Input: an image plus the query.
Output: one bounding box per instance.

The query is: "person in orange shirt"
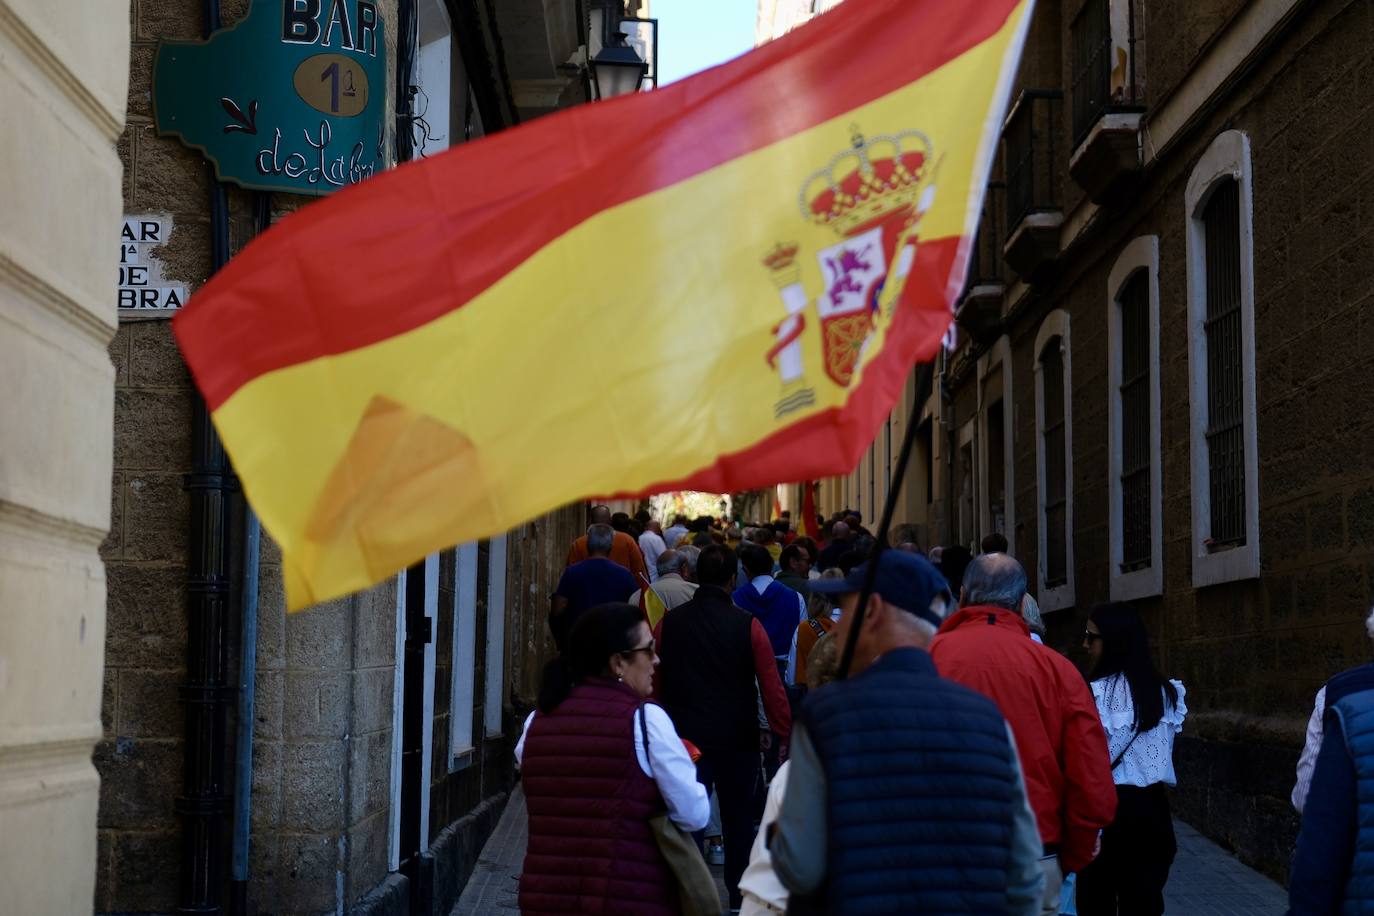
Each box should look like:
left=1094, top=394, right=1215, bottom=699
left=566, top=504, right=649, bottom=584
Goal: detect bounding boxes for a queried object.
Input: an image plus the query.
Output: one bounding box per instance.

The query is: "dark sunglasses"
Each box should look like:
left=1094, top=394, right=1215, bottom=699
left=620, top=641, right=656, bottom=659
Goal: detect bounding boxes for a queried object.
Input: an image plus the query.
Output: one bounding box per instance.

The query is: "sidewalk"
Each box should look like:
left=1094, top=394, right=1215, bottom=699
left=1163, top=819, right=1288, bottom=915
left=453, top=786, right=1288, bottom=914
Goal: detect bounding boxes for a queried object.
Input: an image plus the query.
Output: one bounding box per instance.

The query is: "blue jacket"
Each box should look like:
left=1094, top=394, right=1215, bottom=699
left=732, top=578, right=803, bottom=657
left=1289, top=678, right=1374, bottom=915
left=792, top=648, right=1026, bottom=914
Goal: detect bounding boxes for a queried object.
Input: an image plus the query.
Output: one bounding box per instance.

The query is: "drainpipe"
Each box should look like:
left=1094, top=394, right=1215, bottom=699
left=228, top=509, right=260, bottom=916
left=942, top=351, right=956, bottom=548
left=226, top=196, right=269, bottom=916
left=177, top=4, right=234, bottom=912
left=178, top=356, right=234, bottom=914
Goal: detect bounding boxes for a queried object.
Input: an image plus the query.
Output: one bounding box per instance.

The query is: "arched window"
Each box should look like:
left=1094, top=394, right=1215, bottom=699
left=1185, top=130, right=1259, bottom=586
left=1108, top=237, right=1163, bottom=599
left=1035, top=311, right=1074, bottom=611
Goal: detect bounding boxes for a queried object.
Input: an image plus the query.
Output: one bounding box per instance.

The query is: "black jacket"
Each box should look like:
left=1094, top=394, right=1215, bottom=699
left=656, top=585, right=759, bottom=753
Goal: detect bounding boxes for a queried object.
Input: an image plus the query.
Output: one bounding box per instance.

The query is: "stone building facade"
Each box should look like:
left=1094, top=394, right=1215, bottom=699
left=94, top=1, right=627, bottom=913
left=0, top=3, right=130, bottom=914
left=766, top=0, right=1374, bottom=884
left=943, top=0, right=1374, bottom=881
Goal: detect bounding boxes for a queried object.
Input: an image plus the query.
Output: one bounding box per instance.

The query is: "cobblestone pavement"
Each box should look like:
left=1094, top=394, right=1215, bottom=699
left=453, top=787, right=1288, bottom=914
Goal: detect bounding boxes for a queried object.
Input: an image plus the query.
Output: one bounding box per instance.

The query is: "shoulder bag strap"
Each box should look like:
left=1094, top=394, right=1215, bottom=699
left=1110, top=729, right=1140, bottom=770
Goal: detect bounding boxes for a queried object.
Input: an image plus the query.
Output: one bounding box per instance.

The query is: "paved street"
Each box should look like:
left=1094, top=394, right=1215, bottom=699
left=453, top=786, right=1288, bottom=914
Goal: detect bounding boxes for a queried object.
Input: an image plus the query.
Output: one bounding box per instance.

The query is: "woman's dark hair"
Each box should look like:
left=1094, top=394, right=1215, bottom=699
left=537, top=603, right=644, bottom=713
left=1088, top=602, right=1178, bottom=731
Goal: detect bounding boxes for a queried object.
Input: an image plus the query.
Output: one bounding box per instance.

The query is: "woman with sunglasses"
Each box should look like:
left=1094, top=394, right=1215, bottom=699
left=1076, top=603, right=1186, bottom=916
left=517, top=602, right=709, bottom=915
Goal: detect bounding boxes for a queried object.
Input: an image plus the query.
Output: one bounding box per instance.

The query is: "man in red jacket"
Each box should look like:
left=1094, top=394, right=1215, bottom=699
left=930, top=552, right=1116, bottom=915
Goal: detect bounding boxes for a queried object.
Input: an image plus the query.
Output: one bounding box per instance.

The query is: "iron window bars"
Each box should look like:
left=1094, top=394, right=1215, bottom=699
left=1202, top=179, right=1246, bottom=549
left=1118, top=269, right=1152, bottom=571
left=1041, top=338, right=1069, bottom=586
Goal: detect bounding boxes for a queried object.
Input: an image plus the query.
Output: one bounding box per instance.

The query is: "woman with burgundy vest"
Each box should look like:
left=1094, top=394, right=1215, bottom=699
left=517, top=603, right=709, bottom=915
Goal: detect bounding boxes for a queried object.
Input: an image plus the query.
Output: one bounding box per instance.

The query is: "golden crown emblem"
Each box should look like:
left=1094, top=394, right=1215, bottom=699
left=800, top=128, right=934, bottom=237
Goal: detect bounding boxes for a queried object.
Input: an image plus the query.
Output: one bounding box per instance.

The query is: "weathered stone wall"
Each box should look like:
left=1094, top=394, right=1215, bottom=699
left=958, top=0, right=1374, bottom=882
left=96, top=0, right=208, bottom=907
left=102, top=3, right=590, bottom=910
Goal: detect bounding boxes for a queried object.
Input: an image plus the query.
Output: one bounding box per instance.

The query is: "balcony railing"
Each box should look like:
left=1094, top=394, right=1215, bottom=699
left=956, top=181, right=1006, bottom=343
left=1004, top=90, right=1063, bottom=234
left=965, top=181, right=1006, bottom=291
left=1070, top=0, right=1143, bottom=147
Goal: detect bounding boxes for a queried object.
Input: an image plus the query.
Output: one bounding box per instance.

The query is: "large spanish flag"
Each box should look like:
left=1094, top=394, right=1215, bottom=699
left=175, top=0, right=1032, bottom=610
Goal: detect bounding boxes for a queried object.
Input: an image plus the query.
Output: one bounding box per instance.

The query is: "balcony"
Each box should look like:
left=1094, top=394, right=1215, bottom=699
left=1068, top=0, right=1145, bottom=205
left=956, top=181, right=1006, bottom=345
left=1002, top=90, right=1063, bottom=283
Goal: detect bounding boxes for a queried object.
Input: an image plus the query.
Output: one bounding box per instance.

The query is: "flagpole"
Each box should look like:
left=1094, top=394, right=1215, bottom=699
left=836, top=360, right=935, bottom=680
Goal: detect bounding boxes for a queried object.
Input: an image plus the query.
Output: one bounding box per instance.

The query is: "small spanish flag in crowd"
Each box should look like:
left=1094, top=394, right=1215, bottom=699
left=174, top=0, right=1032, bottom=610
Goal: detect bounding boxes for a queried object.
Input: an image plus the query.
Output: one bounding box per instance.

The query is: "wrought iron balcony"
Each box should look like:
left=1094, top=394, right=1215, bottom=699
left=1002, top=89, right=1063, bottom=283
left=1068, top=0, right=1145, bottom=204
left=956, top=181, right=1006, bottom=345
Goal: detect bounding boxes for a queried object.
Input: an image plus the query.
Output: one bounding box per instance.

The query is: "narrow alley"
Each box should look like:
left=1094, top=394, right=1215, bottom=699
left=453, top=787, right=1290, bottom=915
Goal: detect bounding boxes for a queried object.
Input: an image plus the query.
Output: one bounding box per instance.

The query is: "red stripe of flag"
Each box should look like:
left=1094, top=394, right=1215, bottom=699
left=176, top=0, right=1018, bottom=410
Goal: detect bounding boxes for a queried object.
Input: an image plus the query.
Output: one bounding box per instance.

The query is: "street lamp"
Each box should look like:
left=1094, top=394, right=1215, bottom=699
left=592, top=32, right=649, bottom=100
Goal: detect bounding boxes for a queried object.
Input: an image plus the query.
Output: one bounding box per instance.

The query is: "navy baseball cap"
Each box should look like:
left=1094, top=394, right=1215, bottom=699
left=810, top=549, right=952, bottom=629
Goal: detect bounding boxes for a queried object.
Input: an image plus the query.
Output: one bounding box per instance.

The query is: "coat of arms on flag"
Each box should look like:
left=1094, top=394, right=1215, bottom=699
left=763, top=129, right=940, bottom=416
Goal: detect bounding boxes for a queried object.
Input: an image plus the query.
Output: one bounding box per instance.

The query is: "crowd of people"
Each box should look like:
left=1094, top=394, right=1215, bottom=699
left=514, top=503, right=1372, bottom=915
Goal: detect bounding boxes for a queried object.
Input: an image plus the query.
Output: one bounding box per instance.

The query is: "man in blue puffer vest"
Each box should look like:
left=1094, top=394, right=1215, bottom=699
left=769, top=549, right=1045, bottom=915
left=1288, top=603, right=1374, bottom=915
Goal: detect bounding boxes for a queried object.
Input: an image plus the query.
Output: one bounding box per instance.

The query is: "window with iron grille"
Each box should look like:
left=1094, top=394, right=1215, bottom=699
left=1070, top=0, right=1111, bottom=144
left=1041, top=339, right=1068, bottom=586
left=1202, top=179, right=1246, bottom=548
left=1117, top=269, right=1151, bottom=570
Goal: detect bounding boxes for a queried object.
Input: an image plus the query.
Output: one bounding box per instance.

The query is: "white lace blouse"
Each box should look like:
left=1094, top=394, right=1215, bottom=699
left=1091, top=674, right=1188, bottom=788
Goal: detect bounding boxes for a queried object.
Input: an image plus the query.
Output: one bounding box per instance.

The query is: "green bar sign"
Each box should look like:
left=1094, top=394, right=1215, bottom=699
left=154, top=0, right=388, bottom=196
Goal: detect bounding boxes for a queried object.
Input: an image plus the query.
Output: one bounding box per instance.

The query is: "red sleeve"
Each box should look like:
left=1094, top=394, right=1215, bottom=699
left=1058, top=670, right=1118, bottom=872
left=750, top=619, right=792, bottom=740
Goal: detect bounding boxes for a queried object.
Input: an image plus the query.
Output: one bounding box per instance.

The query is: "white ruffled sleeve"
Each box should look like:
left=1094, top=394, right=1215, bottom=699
left=1165, top=680, right=1187, bottom=732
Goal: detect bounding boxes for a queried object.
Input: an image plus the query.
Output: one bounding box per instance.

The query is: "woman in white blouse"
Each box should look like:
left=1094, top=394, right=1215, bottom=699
left=1076, top=603, right=1186, bottom=916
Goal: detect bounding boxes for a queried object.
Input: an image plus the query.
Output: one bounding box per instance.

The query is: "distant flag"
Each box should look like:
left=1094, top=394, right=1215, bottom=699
left=173, top=0, right=1033, bottom=610
left=640, top=585, right=669, bottom=630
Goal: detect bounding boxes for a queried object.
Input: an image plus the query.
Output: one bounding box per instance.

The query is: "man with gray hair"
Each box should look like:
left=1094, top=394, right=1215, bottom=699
left=771, top=549, right=1045, bottom=913
left=549, top=523, right=638, bottom=651
left=1020, top=593, right=1046, bottom=644
left=676, top=544, right=702, bottom=580
left=931, top=553, right=1116, bottom=915
left=628, top=548, right=698, bottom=623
